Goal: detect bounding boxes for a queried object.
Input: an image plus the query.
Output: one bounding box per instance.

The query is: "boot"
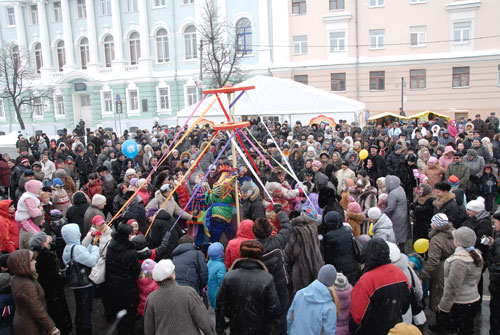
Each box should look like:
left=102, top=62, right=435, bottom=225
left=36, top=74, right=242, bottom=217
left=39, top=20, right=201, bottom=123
left=428, top=311, right=447, bottom=333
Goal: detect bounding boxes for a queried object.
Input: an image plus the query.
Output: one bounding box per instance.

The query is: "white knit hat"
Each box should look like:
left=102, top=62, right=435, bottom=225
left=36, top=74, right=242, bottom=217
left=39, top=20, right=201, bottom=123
left=368, top=207, right=382, bottom=220
left=92, top=194, right=106, bottom=206
left=152, top=259, right=175, bottom=282
left=466, top=197, right=485, bottom=213
left=431, top=213, right=448, bottom=227
left=125, top=168, right=136, bottom=176
left=386, top=242, right=401, bottom=263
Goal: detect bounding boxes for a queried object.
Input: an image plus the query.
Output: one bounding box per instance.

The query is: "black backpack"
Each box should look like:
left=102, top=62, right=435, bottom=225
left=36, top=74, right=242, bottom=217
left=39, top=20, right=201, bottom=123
left=65, top=245, right=92, bottom=289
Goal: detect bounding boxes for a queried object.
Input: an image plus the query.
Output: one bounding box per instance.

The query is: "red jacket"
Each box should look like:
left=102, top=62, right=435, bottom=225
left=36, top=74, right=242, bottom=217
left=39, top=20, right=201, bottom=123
left=137, top=277, right=159, bottom=316
left=0, top=159, right=10, bottom=187
left=84, top=179, right=103, bottom=199
left=0, top=200, right=19, bottom=253
left=224, top=219, right=255, bottom=269
left=176, top=182, right=190, bottom=210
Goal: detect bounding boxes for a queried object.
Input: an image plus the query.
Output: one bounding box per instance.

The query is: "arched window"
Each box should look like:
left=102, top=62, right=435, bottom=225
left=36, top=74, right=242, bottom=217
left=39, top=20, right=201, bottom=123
left=34, top=43, right=42, bottom=73
left=183, top=25, right=197, bottom=60
left=11, top=45, right=20, bottom=67
left=156, top=28, right=169, bottom=63
left=104, top=35, right=115, bottom=67
left=129, top=31, right=141, bottom=65
left=56, top=41, right=65, bottom=72
left=236, top=18, right=252, bottom=56
left=80, top=37, right=89, bottom=69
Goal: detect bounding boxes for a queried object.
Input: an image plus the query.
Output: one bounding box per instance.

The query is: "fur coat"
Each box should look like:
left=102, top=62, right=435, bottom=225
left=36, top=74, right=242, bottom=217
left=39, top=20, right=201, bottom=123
left=346, top=211, right=366, bottom=238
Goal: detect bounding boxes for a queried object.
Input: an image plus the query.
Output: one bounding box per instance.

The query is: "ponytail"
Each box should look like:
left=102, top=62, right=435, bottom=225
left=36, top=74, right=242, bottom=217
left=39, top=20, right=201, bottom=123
left=468, top=249, right=483, bottom=267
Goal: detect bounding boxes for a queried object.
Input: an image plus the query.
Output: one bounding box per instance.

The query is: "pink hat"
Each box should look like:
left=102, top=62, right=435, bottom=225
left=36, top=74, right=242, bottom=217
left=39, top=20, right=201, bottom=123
left=312, top=160, right=322, bottom=168
left=428, top=157, right=438, bottom=164
left=444, top=146, right=456, bottom=155
left=347, top=202, right=361, bottom=214
left=141, top=259, right=157, bottom=276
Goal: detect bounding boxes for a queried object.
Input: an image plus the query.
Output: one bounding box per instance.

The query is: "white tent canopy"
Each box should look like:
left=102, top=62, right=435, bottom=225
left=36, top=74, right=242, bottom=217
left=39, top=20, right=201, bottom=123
left=176, top=75, right=365, bottom=126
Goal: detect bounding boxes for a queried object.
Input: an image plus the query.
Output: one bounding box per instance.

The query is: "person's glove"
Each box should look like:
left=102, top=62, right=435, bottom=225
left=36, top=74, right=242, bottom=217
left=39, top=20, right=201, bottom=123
left=91, top=231, right=102, bottom=238
left=273, top=204, right=282, bottom=214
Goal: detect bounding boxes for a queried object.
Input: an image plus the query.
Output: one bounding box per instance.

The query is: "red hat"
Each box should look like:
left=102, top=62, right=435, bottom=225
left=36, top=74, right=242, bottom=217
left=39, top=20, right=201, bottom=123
left=20, top=158, right=29, bottom=165
left=92, top=215, right=106, bottom=226
left=448, top=175, right=459, bottom=184
left=126, top=219, right=137, bottom=225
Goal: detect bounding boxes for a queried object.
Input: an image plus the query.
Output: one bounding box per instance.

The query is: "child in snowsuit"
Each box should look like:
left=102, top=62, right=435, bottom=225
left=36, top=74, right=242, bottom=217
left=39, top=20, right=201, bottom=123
left=207, top=242, right=226, bottom=310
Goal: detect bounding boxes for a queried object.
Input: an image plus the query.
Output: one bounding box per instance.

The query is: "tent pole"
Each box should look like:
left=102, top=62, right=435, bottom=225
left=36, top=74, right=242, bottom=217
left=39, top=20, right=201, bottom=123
left=226, top=91, right=241, bottom=227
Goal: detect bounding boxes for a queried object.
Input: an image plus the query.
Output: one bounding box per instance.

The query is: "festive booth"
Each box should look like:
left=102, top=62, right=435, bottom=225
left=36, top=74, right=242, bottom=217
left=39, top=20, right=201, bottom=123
left=408, top=110, right=451, bottom=122
left=309, top=115, right=336, bottom=127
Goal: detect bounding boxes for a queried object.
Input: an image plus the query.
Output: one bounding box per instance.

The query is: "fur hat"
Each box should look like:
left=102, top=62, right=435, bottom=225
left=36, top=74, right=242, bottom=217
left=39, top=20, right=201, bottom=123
left=318, top=264, right=337, bottom=287
left=125, top=168, right=136, bottom=176
left=253, top=218, right=273, bottom=239
left=368, top=207, right=382, bottom=220
left=29, top=232, right=48, bottom=249
left=152, top=259, right=175, bottom=282
left=467, top=197, right=485, bottom=213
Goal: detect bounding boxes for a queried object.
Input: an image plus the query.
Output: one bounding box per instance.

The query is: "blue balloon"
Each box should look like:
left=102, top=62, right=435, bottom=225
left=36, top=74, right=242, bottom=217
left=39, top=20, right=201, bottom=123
left=122, top=139, right=138, bottom=159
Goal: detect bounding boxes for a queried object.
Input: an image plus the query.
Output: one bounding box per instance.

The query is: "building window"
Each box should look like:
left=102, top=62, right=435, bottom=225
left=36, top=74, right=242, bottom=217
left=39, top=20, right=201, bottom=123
left=128, top=89, right=139, bottom=113
left=293, top=35, right=308, bottom=54
left=183, top=0, right=194, bottom=4
left=331, top=73, right=346, bottom=91
left=77, top=0, right=86, bottom=18
left=54, top=95, right=65, bottom=116
left=330, top=0, right=344, bottom=10
left=30, top=5, right=38, bottom=25
left=126, top=0, right=138, bottom=12
left=453, top=21, right=471, bottom=44
left=53, top=2, right=62, bottom=22
left=80, top=38, right=89, bottom=69
left=100, top=0, right=111, bottom=15
left=158, top=87, right=170, bottom=111
left=236, top=18, right=252, bottom=56
left=330, top=31, right=346, bottom=52
left=11, top=45, right=20, bottom=67
left=410, top=69, right=426, bottom=89
left=370, top=29, right=385, bottom=49
left=0, top=99, right=4, bottom=119
left=154, top=0, right=166, bottom=7
left=102, top=91, right=113, bottom=114
left=186, top=86, right=198, bottom=106
left=129, top=32, right=141, bottom=65
left=34, top=43, right=43, bottom=73
left=369, top=0, right=384, bottom=7
left=410, top=0, right=427, bottom=3
left=184, top=25, right=197, bottom=60
left=410, top=26, right=426, bottom=47
left=294, top=75, right=308, bottom=85
left=33, top=97, right=43, bottom=118
left=292, top=0, right=306, bottom=15
left=156, top=29, right=169, bottom=63
left=369, top=71, right=385, bottom=90
left=57, top=41, right=65, bottom=72
left=6, top=7, right=15, bottom=26
left=452, top=67, right=469, bottom=88
left=104, top=35, right=115, bottom=67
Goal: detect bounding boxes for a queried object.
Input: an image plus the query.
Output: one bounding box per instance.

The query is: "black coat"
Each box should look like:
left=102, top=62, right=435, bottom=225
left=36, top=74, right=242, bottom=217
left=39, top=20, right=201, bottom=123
left=433, top=192, right=466, bottom=229
left=149, top=209, right=182, bottom=260
left=121, top=197, right=148, bottom=233
left=74, top=154, right=93, bottom=175
left=488, top=236, right=500, bottom=296
left=216, top=258, right=281, bottom=335
left=65, top=192, right=90, bottom=235
left=242, top=188, right=266, bottom=222
left=323, top=211, right=360, bottom=284
left=463, top=212, right=494, bottom=258
left=34, top=247, right=72, bottom=335
left=411, top=195, right=435, bottom=241
left=385, top=152, right=404, bottom=175
left=396, top=161, right=417, bottom=202
left=172, top=243, right=208, bottom=294
left=104, top=233, right=141, bottom=312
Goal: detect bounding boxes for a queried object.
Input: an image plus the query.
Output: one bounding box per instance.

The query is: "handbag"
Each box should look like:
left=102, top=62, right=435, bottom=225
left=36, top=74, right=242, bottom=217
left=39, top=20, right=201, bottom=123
left=89, top=241, right=110, bottom=284
left=65, top=245, right=92, bottom=289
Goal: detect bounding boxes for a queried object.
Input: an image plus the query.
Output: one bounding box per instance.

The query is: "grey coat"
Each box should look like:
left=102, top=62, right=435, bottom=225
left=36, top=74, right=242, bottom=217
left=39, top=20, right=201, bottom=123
left=462, top=153, right=485, bottom=178
left=384, top=175, right=409, bottom=243
left=372, top=213, right=396, bottom=243
left=82, top=205, right=104, bottom=237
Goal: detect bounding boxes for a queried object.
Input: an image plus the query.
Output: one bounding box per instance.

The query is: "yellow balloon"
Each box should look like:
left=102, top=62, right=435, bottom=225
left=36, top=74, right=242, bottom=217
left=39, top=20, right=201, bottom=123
left=359, top=149, right=369, bottom=160
left=414, top=238, right=430, bottom=254
left=368, top=222, right=374, bottom=236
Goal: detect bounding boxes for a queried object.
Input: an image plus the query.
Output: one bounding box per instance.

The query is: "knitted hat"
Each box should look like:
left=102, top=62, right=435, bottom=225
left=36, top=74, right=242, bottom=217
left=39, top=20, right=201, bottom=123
left=92, top=215, right=106, bottom=226
left=138, top=178, right=146, bottom=186
left=50, top=209, right=62, bottom=217
left=130, top=178, right=139, bottom=187
left=141, top=259, right=157, bottom=276
left=387, top=242, right=401, bottom=263
left=302, top=206, right=321, bottom=222
left=92, top=194, right=106, bottom=206
left=466, top=197, right=485, bottom=212
left=126, top=219, right=138, bottom=226
left=307, top=146, right=315, bottom=152
left=333, top=273, right=348, bottom=290
left=207, top=242, right=224, bottom=260
left=347, top=202, right=361, bottom=214
left=152, top=259, right=175, bottom=282
left=317, top=264, right=337, bottom=287
left=431, top=213, right=448, bottom=227
left=312, top=160, right=322, bottom=168
left=20, top=158, right=29, bottom=165
left=428, top=157, right=438, bottom=164
left=160, top=183, right=174, bottom=193
left=452, top=226, right=477, bottom=249
left=388, top=323, right=422, bottom=335
left=368, top=207, right=382, bottom=220
left=29, top=232, right=48, bottom=249
left=52, top=178, right=63, bottom=187
left=125, top=168, right=136, bottom=176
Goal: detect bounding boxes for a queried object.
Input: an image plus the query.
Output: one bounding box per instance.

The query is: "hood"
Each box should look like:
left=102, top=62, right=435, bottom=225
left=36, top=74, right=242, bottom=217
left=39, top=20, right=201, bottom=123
left=61, top=224, right=82, bottom=245
left=318, top=186, right=338, bottom=208
left=345, top=150, right=359, bottom=162
left=72, top=191, right=88, bottom=205
left=393, top=252, right=410, bottom=273
left=237, top=219, right=255, bottom=239
left=24, top=179, right=42, bottom=194
left=363, top=238, right=390, bottom=272
left=172, top=242, right=197, bottom=257
left=7, top=250, right=33, bottom=278
left=385, top=175, right=401, bottom=193
left=303, top=279, right=334, bottom=304
left=154, top=190, right=166, bottom=203
left=0, top=199, right=13, bottom=216
left=324, top=211, right=344, bottom=231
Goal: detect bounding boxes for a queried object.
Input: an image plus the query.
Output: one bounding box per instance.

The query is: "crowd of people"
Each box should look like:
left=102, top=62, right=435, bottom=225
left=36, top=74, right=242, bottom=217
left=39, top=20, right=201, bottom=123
left=0, top=113, right=499, bottom=335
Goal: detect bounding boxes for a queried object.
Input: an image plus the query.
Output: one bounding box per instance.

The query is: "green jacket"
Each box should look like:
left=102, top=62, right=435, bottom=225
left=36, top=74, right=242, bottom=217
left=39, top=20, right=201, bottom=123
left=206, top=191, right=234, bottom=223
left=445, top=163, right=470, bottom=189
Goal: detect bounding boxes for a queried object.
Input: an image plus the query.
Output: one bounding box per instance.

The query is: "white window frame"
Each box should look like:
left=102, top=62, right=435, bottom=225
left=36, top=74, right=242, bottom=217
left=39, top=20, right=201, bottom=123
left=329, top=0, right=345, bottom=11
left=80, top=38, right=90, bottom=69
left=32, top=97, right=43, bottom=119
left=54, top=94, right=65, bottom=117
left=293, top=35, right=308, bottom=55
left=30, top=5, right=38, bottom=25
left=155, top=29, right=169, bottom=63
left=57, top=41, right=66, bottom=72
left=410, top=0, right=427, bottom=3
left=6, top=7, right=15, bottom=26
left=452, top=66, right=470, bottom=88
left=126, top=88, right=140, bottom=114
left=153, top=0, right=166, bottom=8
left=329, top=31, right=346, bottom=53
left=126, top=0, right=138, bottom=12
left=0, top=98, right=5, bottom=120
left=34, top=43, right=43, bottom=73
left=410, top=69, right=426, bottom=89
left=453, top=21, right=472, bottom=44
left=53, top=2, right=62, bottom=22
left=369, top=29, right=385, bottom=50
left=104, top=35, right=115, bottom=67
left=100, top=0, right=111, bottom=16
left=77, top=0, right=87, bottom=19
left=369, top=0, right=384, bottom=8
left=129, top=32, right=141, bottom=65
left=156, top=84, right=171, bottom=114
left=410, top=26, right=427, bottom=48
left=184, top=85, right=199, bottom=107
left=182, top=0, right=194, bottom=4
left=101, top=90, right=114, bottom=115
left=184, top=25, right=197, bottom=60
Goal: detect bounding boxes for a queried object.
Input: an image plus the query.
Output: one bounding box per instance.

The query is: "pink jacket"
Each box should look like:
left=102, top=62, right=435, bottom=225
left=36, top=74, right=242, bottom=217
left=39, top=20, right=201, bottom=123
left=335, top=284, right=353, bottom=335
left=224, top=219, right=254, bottom=269
left=137, top=277, right=159, bottom=316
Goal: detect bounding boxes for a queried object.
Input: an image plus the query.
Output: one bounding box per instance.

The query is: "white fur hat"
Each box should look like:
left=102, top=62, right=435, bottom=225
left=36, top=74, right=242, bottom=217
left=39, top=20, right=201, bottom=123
left=152, top=259, right=175, bottom=282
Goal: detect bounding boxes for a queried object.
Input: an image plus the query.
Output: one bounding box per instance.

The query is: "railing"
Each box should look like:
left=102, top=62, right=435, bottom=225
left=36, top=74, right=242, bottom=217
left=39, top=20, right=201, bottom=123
left=52, top=73, right=63, bottom=80
left=124, top=65, right=138, bottom=72
left=99, top=67, right=113, bottom=74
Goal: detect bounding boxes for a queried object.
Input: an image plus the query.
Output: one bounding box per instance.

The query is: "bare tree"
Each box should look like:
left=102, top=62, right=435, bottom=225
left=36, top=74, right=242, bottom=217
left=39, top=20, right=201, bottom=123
left=197, top=0, right=245, bottom=88
left=0, top=45, right=51, bottom=131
